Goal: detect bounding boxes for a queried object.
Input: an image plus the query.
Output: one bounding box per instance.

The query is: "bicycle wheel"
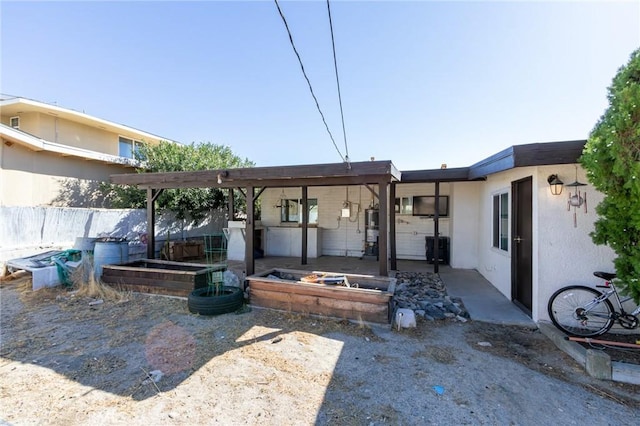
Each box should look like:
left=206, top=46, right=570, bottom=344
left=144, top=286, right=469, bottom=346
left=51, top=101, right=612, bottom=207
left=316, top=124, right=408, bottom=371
left=547, top=285, right=615, bottom=337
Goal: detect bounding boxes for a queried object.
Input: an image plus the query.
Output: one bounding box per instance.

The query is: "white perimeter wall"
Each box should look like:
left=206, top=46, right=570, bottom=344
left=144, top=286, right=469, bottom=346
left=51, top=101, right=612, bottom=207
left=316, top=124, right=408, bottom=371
left=0, top=206, right=227, bottom=265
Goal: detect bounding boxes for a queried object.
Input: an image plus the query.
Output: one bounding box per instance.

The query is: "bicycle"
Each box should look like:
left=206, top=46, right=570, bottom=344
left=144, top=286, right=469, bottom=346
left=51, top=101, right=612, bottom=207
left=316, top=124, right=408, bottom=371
left=547, top=271, right=640, bottom=337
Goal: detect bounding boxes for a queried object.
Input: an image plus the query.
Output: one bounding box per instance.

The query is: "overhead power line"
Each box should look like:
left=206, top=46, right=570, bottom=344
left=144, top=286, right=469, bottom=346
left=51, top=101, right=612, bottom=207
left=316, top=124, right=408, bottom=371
left=326, top=0, right=350, bottom=166
left=273, top=0, right=346, bottom=163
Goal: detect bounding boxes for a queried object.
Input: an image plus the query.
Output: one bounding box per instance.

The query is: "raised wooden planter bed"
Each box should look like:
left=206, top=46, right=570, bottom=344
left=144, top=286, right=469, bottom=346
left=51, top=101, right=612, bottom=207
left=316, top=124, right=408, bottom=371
left=166, top=241, right=205, bottom=261
left=246, top=268, right=396, bottom=324
left=101, top=259, right=225, bottom=297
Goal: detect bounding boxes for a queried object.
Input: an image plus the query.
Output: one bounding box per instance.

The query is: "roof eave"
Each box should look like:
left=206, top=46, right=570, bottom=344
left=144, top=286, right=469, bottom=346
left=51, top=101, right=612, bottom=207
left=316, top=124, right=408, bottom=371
left=0, top=97, right=177, bottom=144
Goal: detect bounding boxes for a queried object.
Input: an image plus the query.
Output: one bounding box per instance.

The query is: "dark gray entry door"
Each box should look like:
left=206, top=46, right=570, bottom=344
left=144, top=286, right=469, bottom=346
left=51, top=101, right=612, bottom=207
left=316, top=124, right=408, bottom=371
left=511, top=176, right=533, bottom=315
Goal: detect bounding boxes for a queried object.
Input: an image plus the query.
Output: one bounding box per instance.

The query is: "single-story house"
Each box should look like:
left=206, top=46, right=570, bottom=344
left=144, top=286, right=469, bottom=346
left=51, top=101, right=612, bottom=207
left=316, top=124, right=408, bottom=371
left=111, top=139, right=621, bottom=323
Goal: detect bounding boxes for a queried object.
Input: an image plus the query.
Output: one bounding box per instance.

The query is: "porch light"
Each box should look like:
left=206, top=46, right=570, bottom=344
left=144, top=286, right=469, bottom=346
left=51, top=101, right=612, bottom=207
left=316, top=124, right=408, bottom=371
left=547, top=174, right=564, bottom=196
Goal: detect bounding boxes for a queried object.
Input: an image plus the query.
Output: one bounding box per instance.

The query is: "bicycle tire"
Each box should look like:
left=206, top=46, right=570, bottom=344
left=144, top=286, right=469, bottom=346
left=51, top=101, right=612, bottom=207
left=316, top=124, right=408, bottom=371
left=547, top=285, right=615, bottom=337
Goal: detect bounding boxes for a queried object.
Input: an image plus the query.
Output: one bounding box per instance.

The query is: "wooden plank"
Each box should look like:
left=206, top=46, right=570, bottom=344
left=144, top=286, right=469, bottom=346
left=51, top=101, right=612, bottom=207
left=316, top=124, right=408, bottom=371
left=101, top=275, right=198, bottom=291
left=102, top=269, right=195, bottom=283
left=250, top=294, right=387, bottom=323
left=103, top=264, right=213, bottom=275
left=169, top=241, right=204, bottom=261
left=109, top=259, right=222, bottom=270
left=106, top=282, right=190, bottom=297
left=251, top=267, right=394, bottom=290
left=110, top=161, right=399, bottom=189
left=247, top=279, right=391, bottom=304
left=258, top=267, right=391, bottom=284
left=250, top=288, right=388, bottom=314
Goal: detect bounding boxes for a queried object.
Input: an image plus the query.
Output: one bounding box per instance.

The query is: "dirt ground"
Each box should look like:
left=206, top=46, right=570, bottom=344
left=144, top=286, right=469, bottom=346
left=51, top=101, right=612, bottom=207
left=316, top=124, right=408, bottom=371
left=1, top=275, right=638, bottom=425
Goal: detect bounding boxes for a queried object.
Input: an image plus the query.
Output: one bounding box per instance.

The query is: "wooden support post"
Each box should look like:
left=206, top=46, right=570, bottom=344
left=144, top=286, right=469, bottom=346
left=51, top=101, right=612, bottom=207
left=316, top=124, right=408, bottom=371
left=146, top=188, right=163, bottom=259
left=245, top=186, right=255, bottom=277
left=301, top=186, right=308, bottom=265
left=434, top=181, right=440, bottom=274
left=390, top=182, right=397, bottom=271
left=228, top=188, right=235, bottom=220
left=378, top=179, right=388, bottom=276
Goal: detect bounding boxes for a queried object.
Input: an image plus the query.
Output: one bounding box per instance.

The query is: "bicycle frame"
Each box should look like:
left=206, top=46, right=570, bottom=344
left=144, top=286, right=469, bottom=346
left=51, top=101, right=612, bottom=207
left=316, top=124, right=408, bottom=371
left=594, top=279, right=640, bottom=319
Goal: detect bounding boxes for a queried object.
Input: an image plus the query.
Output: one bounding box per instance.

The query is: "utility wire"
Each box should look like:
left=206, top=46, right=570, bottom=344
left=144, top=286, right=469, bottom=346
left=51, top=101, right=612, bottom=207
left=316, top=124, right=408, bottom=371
left=273, top=0, right=346, bottom=163
left=326, top=0, right=350, bottom=167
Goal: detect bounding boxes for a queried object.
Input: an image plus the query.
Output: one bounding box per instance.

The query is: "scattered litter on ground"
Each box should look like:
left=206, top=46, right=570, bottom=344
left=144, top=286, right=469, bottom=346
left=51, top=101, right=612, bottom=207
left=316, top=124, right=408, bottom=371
left=142, top=370, right=164, bottom=384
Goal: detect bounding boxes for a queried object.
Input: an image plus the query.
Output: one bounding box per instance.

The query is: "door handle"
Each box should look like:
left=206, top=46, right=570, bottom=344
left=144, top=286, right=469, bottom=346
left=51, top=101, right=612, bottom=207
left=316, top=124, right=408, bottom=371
left=513, top=236, right=523, bottom=243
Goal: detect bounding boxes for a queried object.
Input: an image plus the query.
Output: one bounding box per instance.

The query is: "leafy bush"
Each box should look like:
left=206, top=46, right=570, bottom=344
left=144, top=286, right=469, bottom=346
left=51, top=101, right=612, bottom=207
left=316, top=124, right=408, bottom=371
left=581, top=49, right=640, bottom=302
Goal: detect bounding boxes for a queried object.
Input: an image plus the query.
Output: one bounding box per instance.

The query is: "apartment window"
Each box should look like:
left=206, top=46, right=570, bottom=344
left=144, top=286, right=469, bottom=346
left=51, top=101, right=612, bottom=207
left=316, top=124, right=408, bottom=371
left=492, top=192, right=509, bottom=251
left=281, top=199, right=318, bottom=224
left=119, top=136, right=143, bottom=159
left=10, top=117, right=19, bottom=129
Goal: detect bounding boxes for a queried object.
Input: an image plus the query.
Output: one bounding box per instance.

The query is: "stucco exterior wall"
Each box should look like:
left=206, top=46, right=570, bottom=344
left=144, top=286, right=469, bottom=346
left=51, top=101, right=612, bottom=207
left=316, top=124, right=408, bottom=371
left=2, top=112, right=39, bottom=134
left=0, top=111, right=158, bottom=156
left=449, top=181, right=481, bottom=269
left=475, top=168, right=518, bottom=299
left=37, top=113, right=119, bottom=154
left=1, top=143, right=131, bottom=207
left=535, top=164, right=617, bottom=321
left=472, top=163, right=621, bottom=322
left=1, top=103, right=169, bottom=209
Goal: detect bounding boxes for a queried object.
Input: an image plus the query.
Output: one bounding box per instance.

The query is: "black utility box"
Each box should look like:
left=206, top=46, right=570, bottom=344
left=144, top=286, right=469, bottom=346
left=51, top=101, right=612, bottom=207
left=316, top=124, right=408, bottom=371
left=425, top=236, right=450, bottom=265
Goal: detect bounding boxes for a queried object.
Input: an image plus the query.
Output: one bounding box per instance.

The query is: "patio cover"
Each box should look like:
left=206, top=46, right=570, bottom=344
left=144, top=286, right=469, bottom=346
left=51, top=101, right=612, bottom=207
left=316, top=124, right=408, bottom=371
left=110, top=160, right=401, bottom=277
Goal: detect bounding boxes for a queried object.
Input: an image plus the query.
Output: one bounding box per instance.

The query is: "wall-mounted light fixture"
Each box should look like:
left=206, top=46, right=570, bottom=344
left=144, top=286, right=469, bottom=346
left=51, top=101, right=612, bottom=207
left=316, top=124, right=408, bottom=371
left=547, top=174, right=564, bottom=196
left=216, top=171, right=229, bottom=184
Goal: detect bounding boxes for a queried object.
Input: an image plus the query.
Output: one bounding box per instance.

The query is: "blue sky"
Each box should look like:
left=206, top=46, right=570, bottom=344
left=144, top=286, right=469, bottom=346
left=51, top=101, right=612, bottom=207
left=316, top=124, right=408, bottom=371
left=1, top=1, right=639, bottom=170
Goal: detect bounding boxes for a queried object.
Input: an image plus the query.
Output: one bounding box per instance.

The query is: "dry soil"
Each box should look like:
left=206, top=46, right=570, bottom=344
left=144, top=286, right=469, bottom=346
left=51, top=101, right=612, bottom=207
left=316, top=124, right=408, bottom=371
left=0, top=276, right=638, bottom=425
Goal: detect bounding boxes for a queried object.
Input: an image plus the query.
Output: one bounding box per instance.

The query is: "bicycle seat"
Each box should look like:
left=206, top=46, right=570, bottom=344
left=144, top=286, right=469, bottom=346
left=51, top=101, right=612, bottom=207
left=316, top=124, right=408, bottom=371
left=594, top=271, right=616, bottom=280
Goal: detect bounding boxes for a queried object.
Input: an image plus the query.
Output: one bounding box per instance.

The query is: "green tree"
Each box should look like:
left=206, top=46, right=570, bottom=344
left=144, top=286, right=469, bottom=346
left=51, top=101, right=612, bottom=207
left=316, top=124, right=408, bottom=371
left=102, top=141, right=254, bottom=224
left=580, top=48, right=640, bottom=302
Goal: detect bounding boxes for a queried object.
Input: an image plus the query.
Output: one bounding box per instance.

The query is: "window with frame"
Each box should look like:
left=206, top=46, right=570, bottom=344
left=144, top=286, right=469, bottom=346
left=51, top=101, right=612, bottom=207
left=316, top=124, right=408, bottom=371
left=394, top=197, right=413, bottom=215
left=492, top=192, right=509, bottom=251
left=281, top=198, right=318, bottom=224
left=10, top=116, right=20, bottom=129
left=118, top=136, right=143, bottom=159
